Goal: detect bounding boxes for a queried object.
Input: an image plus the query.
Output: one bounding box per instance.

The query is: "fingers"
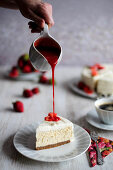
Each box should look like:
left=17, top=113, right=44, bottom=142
left=27, top=2, right=54, bottom=33
left=28, top=21, right=42, bottom=33
left=28, top=9, right=45, bottom=29
left=38, top=2, right=54, bottom=28
left=31, top=28, right=41, bottom=33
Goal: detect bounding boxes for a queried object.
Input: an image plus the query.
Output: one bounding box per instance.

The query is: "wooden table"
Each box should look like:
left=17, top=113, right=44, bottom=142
left=0, top=66, right=113, bottom=170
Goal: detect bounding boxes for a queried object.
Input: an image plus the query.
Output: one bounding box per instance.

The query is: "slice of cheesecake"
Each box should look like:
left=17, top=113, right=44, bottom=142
left=36, top=114, right=75, bottom=150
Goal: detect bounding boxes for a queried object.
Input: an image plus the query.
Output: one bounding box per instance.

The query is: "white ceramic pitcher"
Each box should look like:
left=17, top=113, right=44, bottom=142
left=29, top=24, right=62, bottom=71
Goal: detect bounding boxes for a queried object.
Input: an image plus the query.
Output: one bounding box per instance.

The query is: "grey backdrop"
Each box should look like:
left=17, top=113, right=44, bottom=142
left=0, top=0, right=113, bottom=66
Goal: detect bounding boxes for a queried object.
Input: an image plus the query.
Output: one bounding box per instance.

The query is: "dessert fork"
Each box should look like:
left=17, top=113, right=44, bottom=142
left=90, top=131, right=104, bottom=165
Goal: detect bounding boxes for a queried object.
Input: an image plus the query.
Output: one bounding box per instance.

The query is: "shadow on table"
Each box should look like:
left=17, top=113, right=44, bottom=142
left=0, top=107, right=22, bottom=114
left=74, top=115, right=89, bottom=127
left=75, top=115, right=111, bottom=135
left=2, top=134, right=62, bottom=167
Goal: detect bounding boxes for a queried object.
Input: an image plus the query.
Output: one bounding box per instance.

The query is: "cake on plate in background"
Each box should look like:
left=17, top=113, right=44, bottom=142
left=79, top=64, right=113, bottom=96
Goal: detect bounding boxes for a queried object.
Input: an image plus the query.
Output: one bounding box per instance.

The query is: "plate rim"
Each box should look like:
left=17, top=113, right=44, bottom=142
left=6, top=71, right=40, bottom=80
left=86, top=109, right=113, bottom=131
left=13, top=123, right=91, bottom=162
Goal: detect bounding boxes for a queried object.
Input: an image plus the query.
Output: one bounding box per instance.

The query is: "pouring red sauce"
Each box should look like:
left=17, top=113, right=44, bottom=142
left=35, top=38, right=61, bottom=113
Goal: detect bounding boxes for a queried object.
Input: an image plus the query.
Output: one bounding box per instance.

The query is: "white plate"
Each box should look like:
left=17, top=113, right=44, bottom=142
left=86, top=109, right=113, bottom=131
left=13, top=123, right=91, bottom=162
left=69, top=78, right=97, bottom=99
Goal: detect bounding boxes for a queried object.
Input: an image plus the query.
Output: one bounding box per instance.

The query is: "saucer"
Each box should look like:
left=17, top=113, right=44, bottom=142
left=86, top=109, right=113, bottom=131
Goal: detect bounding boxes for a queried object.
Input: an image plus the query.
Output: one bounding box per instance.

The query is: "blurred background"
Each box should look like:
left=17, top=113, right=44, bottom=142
left=0, top=0, right=113, bottom=66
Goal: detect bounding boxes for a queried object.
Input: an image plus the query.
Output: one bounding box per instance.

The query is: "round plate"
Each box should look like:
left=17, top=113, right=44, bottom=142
left=86, top=110, right=113, bottom=130
left=13, top=123, right=91, bottom=162
left=69, top=78, right=97, bottom=99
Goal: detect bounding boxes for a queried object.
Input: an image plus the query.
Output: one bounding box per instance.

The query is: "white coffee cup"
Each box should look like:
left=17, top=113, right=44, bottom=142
left=95, top=97, right=113, bottom=125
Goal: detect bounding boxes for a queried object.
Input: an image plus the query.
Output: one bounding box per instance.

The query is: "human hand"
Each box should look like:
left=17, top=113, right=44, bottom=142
left=15, top=0, right=54, bottom=33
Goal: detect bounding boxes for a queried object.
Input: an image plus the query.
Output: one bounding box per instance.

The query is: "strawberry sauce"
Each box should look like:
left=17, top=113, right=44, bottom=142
left=35, top=38, right=60, bottom=113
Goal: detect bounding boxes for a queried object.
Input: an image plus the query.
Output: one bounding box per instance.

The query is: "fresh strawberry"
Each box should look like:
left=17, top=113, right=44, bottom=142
left=9, top=66, right=19, bottom=78
left=45, top=113, right=60, bottom=121
left=39, top=75, right=49, bottom=84
left=98, top=65, right=104, bottom=70
left=90, top=63, right=104, bottom=70
left=83, top=86, right=93, bottom=94
left=18, top=57, right=24, bottom=68
left=78, top=82, right=85, bottom=89
left=55, top=117, right=61, bottom=121
left=45, top=116, right=52, bottom=121
left=11, top=54, right=39, bottom=76
left=23, top=89, right=33, bottom=98
left=23, top=65, right=32, bottom=73
left=78, top=81, right=93, bottom=94
left=91, top=68, right=98, bottom=76
left=27, top=60, right=34, bottom=68
left=32, top=87, right=40, bottom=94
left=13, top=101, right=24, bottom=112
left=48, top=112, right=57, bottom=118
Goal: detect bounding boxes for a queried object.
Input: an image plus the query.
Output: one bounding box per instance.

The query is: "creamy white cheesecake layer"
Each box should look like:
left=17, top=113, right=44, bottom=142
left=36, top=116, right=74, bottom=147
left=36, top=126, right=74, bottom=147
left=82, top=68, right=100, bottom=90
left=82, top=64, right=113, bottom=90
left=36, top=116, right=74, bottom=131
left=97, top=72, right=113, bottom=95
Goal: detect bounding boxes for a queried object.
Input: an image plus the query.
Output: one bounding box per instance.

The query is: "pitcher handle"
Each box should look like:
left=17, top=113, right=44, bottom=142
left=40, top=24, right=49, bottom=36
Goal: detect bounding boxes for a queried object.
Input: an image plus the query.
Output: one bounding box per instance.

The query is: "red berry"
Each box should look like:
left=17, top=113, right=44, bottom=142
left=13, top=101, right=24, bottom=112
left=90, top=63, right=104, bottom=70
left=27, top=60, right=34, bottom=69
left=23, top=89, right=33, bottom=98
left=45, top=116, right=52, bottom=121
left=91, top=68, right=98, bottom=76
left=45, top=113, right=60, bottom=121
left=9, top=66, right=19, bottom=78
left=78, top=82, right=85, bottom=89
left=32, top=87, right=39, bottom=94
left=39, top=75, right=48, bottom=84
left=83, top=86, right=93, bottom=94
left=98, top=65, right=104, bottom=70
left=55, top=117, right=61, bottom=121
left=23, top=65, right=32, bottom=73
left=48, top=112, right=57, bottom=118
left=18, top=57, right=24, bottom=68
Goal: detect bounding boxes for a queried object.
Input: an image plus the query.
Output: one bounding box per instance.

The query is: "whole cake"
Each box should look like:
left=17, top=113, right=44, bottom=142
left=36, top=113, right=75, bottom=150
left=81, top=64, right=113, bottom=96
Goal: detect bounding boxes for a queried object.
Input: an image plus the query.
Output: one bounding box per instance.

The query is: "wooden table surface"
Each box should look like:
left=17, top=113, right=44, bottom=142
left=0, top=66, right=113, bottom=170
